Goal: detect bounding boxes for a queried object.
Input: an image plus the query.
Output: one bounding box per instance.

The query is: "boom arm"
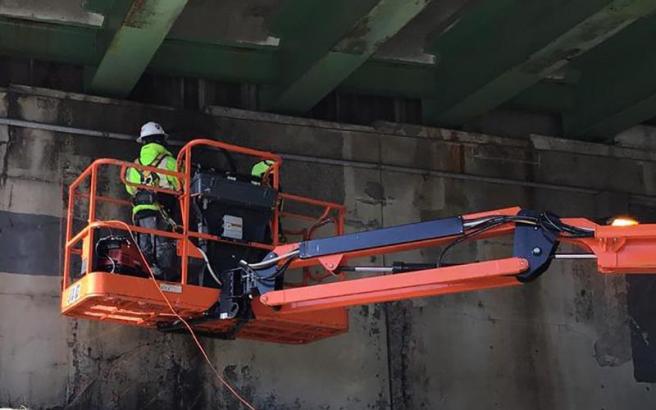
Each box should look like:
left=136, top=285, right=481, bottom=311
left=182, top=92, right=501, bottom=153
left=238, top=207, right=656, bottom=314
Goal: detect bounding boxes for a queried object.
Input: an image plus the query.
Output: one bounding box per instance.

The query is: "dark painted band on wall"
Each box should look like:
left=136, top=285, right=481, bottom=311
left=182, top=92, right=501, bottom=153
left=0, top=209, right=61, bottom=276
left=2, top=209, right=656, bottom=383
left=627, top=204, right=656, bottom=382
left=627, top=276, right=656, bottom=382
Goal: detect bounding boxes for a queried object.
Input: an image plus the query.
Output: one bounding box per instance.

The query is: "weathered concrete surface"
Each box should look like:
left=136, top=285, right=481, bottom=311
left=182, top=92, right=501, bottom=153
left=0, top=85, right=655, bottom=408
left=0, top=89, right=204, bottom=409
left=615, top=125, right=656, bottom=150
left=0, top=0, right=104, bottom=26
left=372, top=0, right=471, bottom=63
left=169, top=0, right=283, bottom=46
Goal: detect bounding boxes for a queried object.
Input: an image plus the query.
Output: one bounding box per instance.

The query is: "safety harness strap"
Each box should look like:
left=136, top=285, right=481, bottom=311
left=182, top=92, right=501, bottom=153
left=133, top=152, right=168, bottom=186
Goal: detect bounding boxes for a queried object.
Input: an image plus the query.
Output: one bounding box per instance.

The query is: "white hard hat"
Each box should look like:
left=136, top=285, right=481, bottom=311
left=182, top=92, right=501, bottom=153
left=137, top=121, right=168, bottom=143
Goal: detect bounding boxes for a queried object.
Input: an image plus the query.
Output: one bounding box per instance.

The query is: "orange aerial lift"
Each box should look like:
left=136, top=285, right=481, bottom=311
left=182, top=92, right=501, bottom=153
left=61, top=139, right=656, bottom=344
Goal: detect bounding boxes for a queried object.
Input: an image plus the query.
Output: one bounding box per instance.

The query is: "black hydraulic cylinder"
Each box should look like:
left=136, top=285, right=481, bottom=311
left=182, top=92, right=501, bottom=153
left=298, top=216, right=464, bottom=259
left=340, top=262, right=440, bottom=274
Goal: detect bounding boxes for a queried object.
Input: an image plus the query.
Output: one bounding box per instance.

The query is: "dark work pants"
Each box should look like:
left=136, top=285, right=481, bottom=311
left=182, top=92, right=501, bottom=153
left=135, top=212, right=176, bottom=280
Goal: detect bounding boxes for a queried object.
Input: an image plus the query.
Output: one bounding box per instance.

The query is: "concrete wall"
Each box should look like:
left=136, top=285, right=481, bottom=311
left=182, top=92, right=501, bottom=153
left=1, top=85, right=655, bottom=409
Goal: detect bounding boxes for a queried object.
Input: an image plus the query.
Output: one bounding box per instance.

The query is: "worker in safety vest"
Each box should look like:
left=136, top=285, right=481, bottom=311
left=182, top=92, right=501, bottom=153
left=251, top=159, right=286, bottom=243
left=251, top=159, right=274, bottom=183
left=124, top=122, right=180, bottom=279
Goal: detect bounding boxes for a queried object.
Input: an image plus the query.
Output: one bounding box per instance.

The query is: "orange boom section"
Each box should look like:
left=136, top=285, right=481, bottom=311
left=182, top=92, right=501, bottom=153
left=258, top=213, right=656, bottom=315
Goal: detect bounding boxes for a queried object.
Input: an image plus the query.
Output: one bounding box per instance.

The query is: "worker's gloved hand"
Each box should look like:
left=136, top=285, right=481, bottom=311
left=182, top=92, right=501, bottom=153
left=151, top=264, right=165, bottom=278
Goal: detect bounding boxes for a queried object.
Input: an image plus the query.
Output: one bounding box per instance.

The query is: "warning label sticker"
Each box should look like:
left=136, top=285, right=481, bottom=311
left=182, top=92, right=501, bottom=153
left=160, top=283, right=182, bottom=294
left=66, top=283, right=81, bottom=306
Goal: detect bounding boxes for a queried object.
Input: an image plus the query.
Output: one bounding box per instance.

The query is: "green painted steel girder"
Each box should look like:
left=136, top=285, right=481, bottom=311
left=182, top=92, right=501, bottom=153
left=262, top=0, right=430, bottom=113
left=0, top=17, right=278, bottom=84
left=0, top=16, right=573, bottom=115
left=341, top=61, right=436, bottom=98
left=564, top=14, right=656, bottom=139
left=422, top=0, right=656, bottom=127
left=0, top=18, right=99, bottom=64
left=88, top=0, right=189, bottom=97
left=506, top=81, right=575, bottom=113
left=84, top=0, right=121, bottom=16
left=151, top=40, right=279, bottom=84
